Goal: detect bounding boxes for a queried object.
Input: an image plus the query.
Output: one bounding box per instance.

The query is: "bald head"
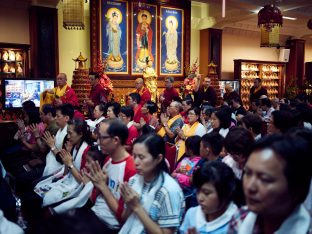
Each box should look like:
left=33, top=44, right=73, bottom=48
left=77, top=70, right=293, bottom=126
left=135, top=78, right=144, bottom=90
left=169, top=101, right=181, bottom=116
left=57, top=73, right=67, bottom=87
left=225, top=83, right=233, bottom=93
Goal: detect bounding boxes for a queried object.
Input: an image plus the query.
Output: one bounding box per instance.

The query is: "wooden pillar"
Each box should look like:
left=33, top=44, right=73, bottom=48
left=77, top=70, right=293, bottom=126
left=199, top=28, right=222, bottom=78
left=29, top=6, right=59, bottom=78
left=286, top=39, right=305, bottom=87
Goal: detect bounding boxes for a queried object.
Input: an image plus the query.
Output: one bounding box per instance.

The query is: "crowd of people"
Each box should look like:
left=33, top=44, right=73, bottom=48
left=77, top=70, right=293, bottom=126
left=0, top=72, right=311, bottom=234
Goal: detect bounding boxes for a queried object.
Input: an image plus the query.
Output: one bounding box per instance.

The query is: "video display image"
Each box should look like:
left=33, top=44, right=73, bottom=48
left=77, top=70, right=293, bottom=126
left=5, top=80, right=54, bottom=108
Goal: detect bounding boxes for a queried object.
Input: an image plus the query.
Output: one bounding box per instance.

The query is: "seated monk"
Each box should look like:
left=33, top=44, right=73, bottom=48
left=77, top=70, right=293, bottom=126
left=40, top=73, right=79, bottom=109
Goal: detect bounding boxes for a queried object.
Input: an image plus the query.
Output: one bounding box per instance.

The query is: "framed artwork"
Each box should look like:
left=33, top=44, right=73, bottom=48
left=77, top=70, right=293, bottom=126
left=160, top=7, right=184, bottom=76
left=100, top=0, right=128, bottom=74
left=132, top=2, right=157, bottom=75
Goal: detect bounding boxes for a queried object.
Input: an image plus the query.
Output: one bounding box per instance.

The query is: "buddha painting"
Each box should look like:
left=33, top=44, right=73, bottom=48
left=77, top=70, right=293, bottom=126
left=106, top=8, right=124, bottom=70
left=135, top=10, right=154, bottom=71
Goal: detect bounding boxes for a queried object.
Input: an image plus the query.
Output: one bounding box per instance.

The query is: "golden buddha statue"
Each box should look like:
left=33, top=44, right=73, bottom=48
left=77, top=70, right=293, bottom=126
left=143, top=58, right=157, bottom=102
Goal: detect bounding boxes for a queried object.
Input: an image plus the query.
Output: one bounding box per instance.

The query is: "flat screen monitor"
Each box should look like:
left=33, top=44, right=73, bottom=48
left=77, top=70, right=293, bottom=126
left=4, top=79, right=55, bottom=108
left=218, top=80, right=240, bottom=98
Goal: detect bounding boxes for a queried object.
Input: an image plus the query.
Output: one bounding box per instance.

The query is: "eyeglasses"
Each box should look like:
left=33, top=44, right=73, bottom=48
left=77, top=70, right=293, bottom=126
left=98, top=135, right=112, bottom=141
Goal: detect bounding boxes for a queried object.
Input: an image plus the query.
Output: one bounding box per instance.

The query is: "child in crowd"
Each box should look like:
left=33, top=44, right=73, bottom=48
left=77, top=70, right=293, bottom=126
left=172, top=135, right=201, bottom=188
left=172, top=136, right=201, bottom=209
left=180, top=161, right=238, bottom=234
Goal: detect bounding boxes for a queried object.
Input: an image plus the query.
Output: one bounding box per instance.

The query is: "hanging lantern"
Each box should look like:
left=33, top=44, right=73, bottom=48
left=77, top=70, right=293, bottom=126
left=258, top=4, right=283, bottom=47
left=63, top=0, right=85, bottom=30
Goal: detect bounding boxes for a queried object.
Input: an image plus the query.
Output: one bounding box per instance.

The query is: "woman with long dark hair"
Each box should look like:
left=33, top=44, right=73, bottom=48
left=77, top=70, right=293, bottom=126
left=119, top=134, right=184, bottom=234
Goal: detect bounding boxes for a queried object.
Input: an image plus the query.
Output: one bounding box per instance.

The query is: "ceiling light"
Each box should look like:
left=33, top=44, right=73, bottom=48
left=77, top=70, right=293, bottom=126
left=283, top=16, right=297, bottom=20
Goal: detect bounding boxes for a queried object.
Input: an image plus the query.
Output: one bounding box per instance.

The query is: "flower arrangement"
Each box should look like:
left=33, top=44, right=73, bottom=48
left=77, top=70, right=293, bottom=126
left=180, top=58, right=199, bottom=98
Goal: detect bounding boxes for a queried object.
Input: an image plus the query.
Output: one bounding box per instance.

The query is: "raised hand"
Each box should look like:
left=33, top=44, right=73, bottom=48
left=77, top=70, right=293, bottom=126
left=80, top=168, right=90, bottom=184
left=16, top=119, right=25, bottom=131
left=120, top=182, right=141, bottom=211
left=85, top=161, right=108, bottom=190
left=65, top=141, right=73, bottom=153
left=42, top=131, right=56, bottom=149
left=160, top=113, right=169, bottom=125
left=29, top=123, right=40, bottom=138
left=177, top=127, right=185, bottom=139
left=59, top=149, right=73, bottom=167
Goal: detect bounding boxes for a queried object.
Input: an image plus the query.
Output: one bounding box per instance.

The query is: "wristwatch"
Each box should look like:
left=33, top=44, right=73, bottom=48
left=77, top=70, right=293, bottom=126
left=51, top=146, right=57, bottom=151
left=68, top=164, right=74, bottom=170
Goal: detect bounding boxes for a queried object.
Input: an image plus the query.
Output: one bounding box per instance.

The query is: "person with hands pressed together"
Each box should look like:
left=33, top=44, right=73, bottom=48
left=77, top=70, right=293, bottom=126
left=86, top=119, right=136, bottom=232
left=42, top=104, right=74, bottom=177
left=176, top=107, right=206, bottom=161
left=119, top=134, right=184, bottom=234
left=37, top=118, right=91, bottom=207
left=157, top=101, right=184, bottom=144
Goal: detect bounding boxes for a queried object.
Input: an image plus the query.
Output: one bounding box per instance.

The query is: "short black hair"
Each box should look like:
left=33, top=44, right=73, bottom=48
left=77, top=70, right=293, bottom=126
left=255, top=78, right=261, bottom=83
left=260, top=98, right=272, bottom=108
left=185, top=135, right=201, bottom=156
left=97, top=103, right=106, bottom=113
left=87, top=145, right=106, bottom=167
left=214, top=107, right=231, bottom=129
left=193, top=160, right=236, bottom=207
left=250, top=134, right=311, bottom=204
left=183, top=98, right=193, bottom=106
left=271, top=110, right=297, bottom=133
left=224, top=127, right=255, bottom=159
left=129, top=92, right=141, bottom=105
left=201, top=132, right=224, bottom=156
left=22, top=100, right=36, bottom=111
left=42, top=104, right=56, bottom=117
left=187, top=107, right=201, bottom=117
left=106, top=102, right=121, bottom=117
left=120, top=105, right=134, bottom=120
left=241, top=114, right=263, bottom=135
left=103, top=119, right=128, bottom=145
left=56, top=103, right=74, bottom=119
left=144, top=101, right=157, bottom=114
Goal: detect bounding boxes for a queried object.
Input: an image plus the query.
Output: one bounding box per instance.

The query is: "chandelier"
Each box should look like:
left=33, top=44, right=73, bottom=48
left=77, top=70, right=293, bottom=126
left=258, top=4, right=283, bottom=47
left=63, top=0, right=87, bottom=30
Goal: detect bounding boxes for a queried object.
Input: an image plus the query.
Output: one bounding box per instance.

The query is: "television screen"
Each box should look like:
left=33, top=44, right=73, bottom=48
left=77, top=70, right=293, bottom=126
left=4, top=79, right=54, bottom=108
left=218, top=80, right=240, bottom=98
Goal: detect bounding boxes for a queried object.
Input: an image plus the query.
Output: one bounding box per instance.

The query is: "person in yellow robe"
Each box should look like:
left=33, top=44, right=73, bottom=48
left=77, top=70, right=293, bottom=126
left=40, top=73, right=79, bottom=109
left=175, top=107, right=206, bottom=161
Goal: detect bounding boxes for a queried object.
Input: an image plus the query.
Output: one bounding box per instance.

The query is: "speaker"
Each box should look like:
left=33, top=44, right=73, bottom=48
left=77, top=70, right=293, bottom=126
left=279, top=49, right=290, bottom=62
